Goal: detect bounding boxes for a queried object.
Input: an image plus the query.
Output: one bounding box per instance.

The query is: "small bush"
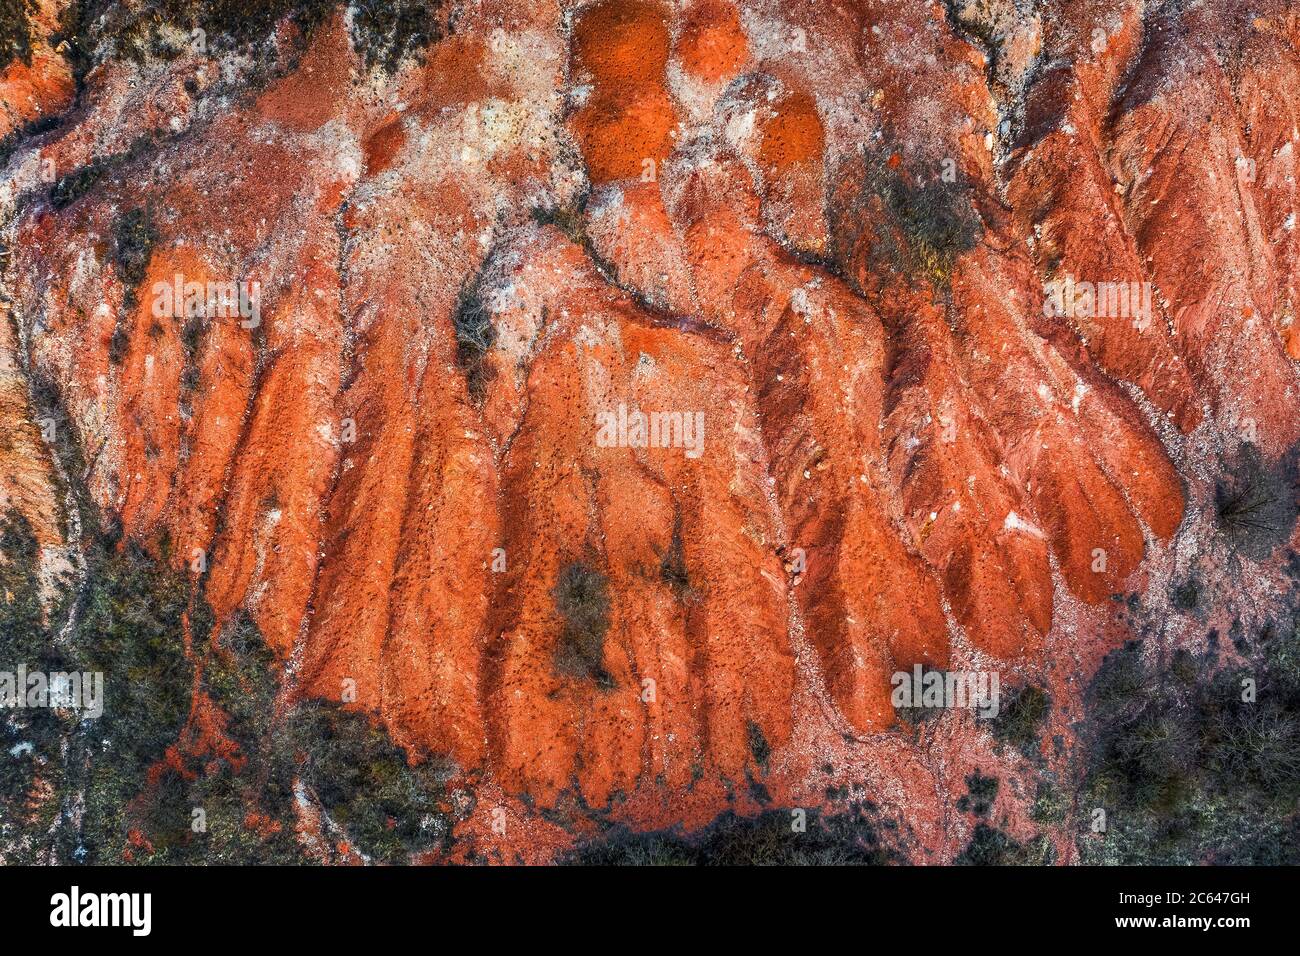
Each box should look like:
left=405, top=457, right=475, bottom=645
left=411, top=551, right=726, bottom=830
left=111, top=206, right=157, bottom=294
left=956, top=772, right=998, bottom=817
left=866, top=151, right=983, bottom=287
left=1077, top=621, right=1300, bottom=864
left=72, top=537, right=195, bottom=862
left=0, top=511, right=47, bottom=659
left=747, top=721, right=771, bottom=771
left=56, top=1, right=442, bottom=84
left=991, top=683, right=1050, bottom=754
left=451, top=274, right=497, bottom=403
left=49, top=161, right=107, bottom=210
left=1214, top=445, right=1300, bottom=562
left=659, top=516, right=690, bottom=599
left=956, top=824, right=1054, bottom=865
left=278, top=701, right=456, bottom=864
left=553, top=562, right=613, bottom=688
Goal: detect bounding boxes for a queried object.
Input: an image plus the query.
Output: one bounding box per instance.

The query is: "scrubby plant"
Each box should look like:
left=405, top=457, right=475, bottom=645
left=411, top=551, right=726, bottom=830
left=1077, top=620, right=1300, bottom=864
left=48, top=160, right=107, bottom=211
left=72, top=536, right=195, bottom=862
left=0, top=109, right=58, bottom=173
left=0, top=511, right=47, bottom=658
left=991, top=683, right=1050, bottom=755
left=746, top=721, right=771, bottom=771
left=892, top=664, right=948, bottom=726
left=350, top=0, right=444, bottom=73
left=55, top=0, right=443, bottom=84
left=659, top=516, right=691, bottom=600
left=956, top=823, right=1054, bottom=865
left=552, top=561, right=613, bottom=688
left=277, top=700, right=457, bottom=864
left=956, top=772, right=999, bottom=818
left=1213, top=445, right=1300, bottom=562
left=0, top=512, right=72, bottom=838
left=1030, top=780, right=1067, bottom=825
left=111, top=206, right=157, bottom=295
left=865, top=150, right=983, bottom=288
left=451, top=273, right=497, bottom=404
left=0, top=0, right=36, bottom=71
left=562, top=803, right=902, bottom=866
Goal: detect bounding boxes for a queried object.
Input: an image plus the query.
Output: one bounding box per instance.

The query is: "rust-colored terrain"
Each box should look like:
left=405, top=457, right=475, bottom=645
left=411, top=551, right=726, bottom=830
left=2, top=0, right=1299, bottom=865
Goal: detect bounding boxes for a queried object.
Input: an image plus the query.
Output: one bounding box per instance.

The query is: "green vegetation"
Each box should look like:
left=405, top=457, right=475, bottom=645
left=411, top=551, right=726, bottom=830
left=54, top=0, right=444, bottom=84
left=865, top=151, right=983, bottom=288
left=1, top=501, right=457, bottom=863
left=991, top=683, right=1050, bottom=755
left=100, top=587, right=458, bottom=864
left=746, top=721, right=771, bottom=771
left=0, top=0, right=36, bottom=71
left=279, top=701, right=457, bottom=863
left=110, top=207, right=158, bottom=294
left=1030, top=779, right=1067, bottom=826
left=562, top=803, right=902, bottom=866
left=48, top=160, right=107, bottom=211
left=350, top=0, right=445, bottom=74
left=71, top=536, right=195, bottom=862
left=103, top=206, right=158, bottom=365
left=48, top=137, right=154, bottom=211
left=1077, top=624, right=1300, bottom=864
left=892, top=665, right=946, bottom=726
left=1213, top=445, right=1300, bottom=562
left=0, top=514, right=74, bottom=835
left=956, top=772, right=998, bottom=817
left=0, top=512, right=46, bottom=656
left=0, top=113, right=60, bottom=172
left=956, top=823, right=1054, bottom=865
left=552, top=562, right=613, bottom=689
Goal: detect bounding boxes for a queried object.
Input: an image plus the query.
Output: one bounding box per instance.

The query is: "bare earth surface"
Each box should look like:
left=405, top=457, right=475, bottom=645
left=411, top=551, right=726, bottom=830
left=1, top=0, right=1298, bottom=864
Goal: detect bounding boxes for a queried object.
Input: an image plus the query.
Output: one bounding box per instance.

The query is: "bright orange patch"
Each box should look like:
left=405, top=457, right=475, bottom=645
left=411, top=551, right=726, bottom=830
left=676, top=0, right=747, bottom=84
left=364, top=117, right=407, bottom=174
left=757, top=88, right=824, bottom=174
left=569, top=0, right=680, bottom=185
